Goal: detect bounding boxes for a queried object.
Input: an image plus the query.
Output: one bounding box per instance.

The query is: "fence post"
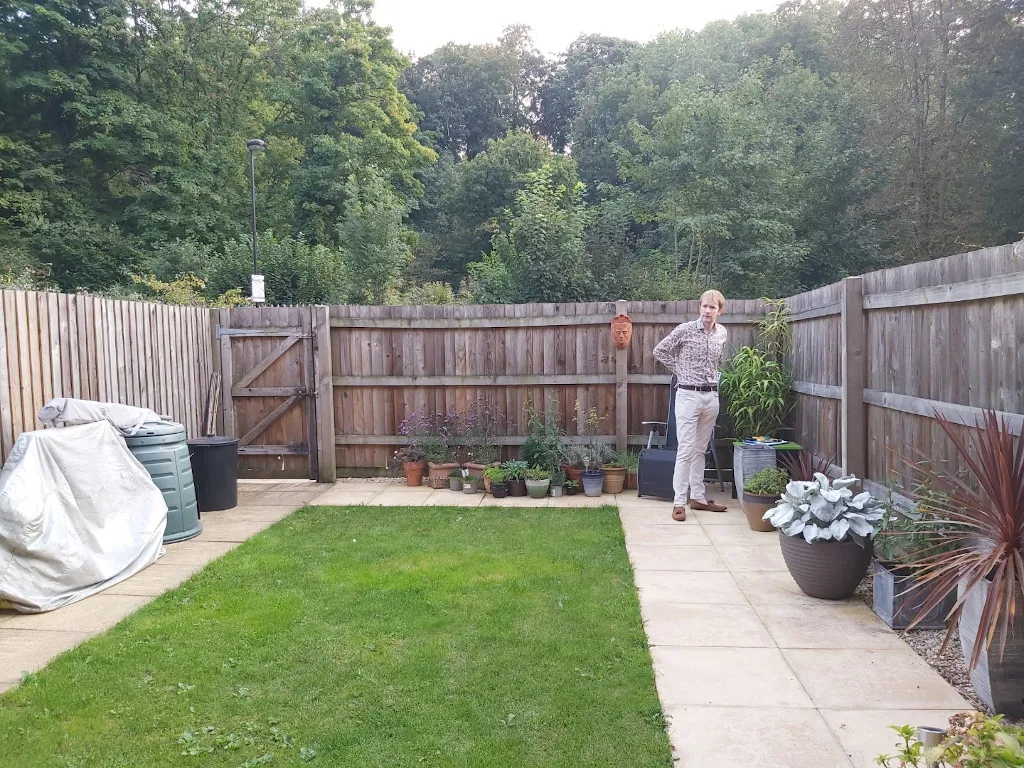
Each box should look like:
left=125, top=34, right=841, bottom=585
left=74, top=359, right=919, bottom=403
left=312, top=305, right=336, bottom=483
left=615, top=299, right=628, bottom=453
left=840, top=276, right=867, bottom=478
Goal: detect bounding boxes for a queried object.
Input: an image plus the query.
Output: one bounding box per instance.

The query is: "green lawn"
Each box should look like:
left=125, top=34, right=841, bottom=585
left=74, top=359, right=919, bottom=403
left=0, top=505, right=672, bottom=767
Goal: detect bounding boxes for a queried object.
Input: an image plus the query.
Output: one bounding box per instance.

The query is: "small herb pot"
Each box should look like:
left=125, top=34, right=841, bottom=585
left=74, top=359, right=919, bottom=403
left=507, top=479, right=527, bottom=497
left=490, top=482, right=509, bottom=499
left=550, top=485, right=563, bottom=498
left=449, top=476, right=463, bottom=491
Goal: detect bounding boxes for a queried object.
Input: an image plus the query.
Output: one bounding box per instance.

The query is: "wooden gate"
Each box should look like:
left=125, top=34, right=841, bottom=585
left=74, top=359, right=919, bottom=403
left=218, top=306, right=318, bottom=479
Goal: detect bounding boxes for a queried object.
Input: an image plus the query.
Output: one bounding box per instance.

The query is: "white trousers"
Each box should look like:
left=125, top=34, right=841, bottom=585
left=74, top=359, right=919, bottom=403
left=673, top=389, right=719, bottom=505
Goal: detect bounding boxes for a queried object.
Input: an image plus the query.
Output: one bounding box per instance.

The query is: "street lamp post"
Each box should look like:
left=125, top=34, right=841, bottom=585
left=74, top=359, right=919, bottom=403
left=246, top=138, right=267, bottom=303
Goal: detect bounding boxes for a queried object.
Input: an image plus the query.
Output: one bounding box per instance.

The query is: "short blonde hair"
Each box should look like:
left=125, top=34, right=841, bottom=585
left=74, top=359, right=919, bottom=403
left=700, top=289, right=726, bottom=312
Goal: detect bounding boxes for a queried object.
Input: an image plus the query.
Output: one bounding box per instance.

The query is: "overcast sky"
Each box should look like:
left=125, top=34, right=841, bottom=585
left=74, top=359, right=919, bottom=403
left=358, top=0, right=785, bottom=58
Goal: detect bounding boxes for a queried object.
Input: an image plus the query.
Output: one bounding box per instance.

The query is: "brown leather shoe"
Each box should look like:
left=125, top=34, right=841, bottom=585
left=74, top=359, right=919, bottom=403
left=671, top=506, right=687, bottom=522
left=689, top=498, right=727, bottom=513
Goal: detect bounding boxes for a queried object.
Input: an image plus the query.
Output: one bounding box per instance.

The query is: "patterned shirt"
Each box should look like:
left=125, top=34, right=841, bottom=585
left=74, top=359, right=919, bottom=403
left=653, top=320, right=728, bottom=386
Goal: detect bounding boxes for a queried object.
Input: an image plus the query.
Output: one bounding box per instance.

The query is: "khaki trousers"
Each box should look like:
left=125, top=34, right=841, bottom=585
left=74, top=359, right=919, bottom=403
left=673, top=389, right=719, bottom=505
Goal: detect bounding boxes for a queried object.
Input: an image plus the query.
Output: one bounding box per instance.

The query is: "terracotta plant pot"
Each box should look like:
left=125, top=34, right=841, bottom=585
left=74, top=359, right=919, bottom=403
left=741, top=492, right=780, bottom=532
left=490, top=482, right=508, bottom=499
left=403, top=460, right=426, bottom=487
left=564, top=465, right=583, bottom=484
left=602, top=466, right=627, bottom=494
left=507, top=479, right=527, bottom=497
left=779, top=533, right=872, bottom=600
left=428, top=462, right=460, bottom=489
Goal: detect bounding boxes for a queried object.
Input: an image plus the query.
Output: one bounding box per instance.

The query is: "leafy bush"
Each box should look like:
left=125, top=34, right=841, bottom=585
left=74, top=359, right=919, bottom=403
left=483, top=466, right=506, bottom=483
left=501, top=460, right=528, bottom=482
left=719, top=346, right=791, bottom=438
left=525, top=467, right=551, bottom=481
left=564, top=443, right=613, bottom=469
left=520, top=401, right=565, bottom=471
left=877, top=712, right=1024, bottom=767
left=744, top=468, right=789, bottom=496
left=764, top=474, right=884, bottom=547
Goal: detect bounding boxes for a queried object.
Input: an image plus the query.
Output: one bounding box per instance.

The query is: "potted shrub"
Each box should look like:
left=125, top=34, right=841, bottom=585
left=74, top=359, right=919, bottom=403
left=448, top=468, right=463, bottom=491
left=396, top=411, right=433, bottom=486
left=719, top=300, right=793, bottom=492
left=462, top=472, right=480, bottom=494
left=871, top=483, right=957, bottom=630
left=550, top=469, right=566, bottom=498
left=564, top=479, right=579, bottom=496
left=462, top=401, right=504, bottom=491
left=742, top=467, right=789, bottom=532
left=620, top=451, right=640, bottom=490
left=764, top=473, right=884, bottom=600
left=899, top=410, right=1024, bottom=716
left=562, top=445, right=591, bottom=484
left=602, top=455, right=628, bottom=494
left=485, top=466, right=508, bottom=498
left=521, top=401, right=566, bottom=475
left=525, top=467, right=551, bottom=499
left=502, top=460, right=528, bottom=497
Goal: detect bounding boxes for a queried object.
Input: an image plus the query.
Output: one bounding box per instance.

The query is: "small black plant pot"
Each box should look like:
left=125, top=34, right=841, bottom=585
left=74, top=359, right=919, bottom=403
left=507, top=479, right=527, bottom=497
left=490, top=482, right=509, bottom=499
left=872, top=561, right=955, bottom=630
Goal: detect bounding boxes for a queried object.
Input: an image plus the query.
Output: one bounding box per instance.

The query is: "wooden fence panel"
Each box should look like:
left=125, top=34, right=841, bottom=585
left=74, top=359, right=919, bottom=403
left=0, top=290, right=214, bottom=464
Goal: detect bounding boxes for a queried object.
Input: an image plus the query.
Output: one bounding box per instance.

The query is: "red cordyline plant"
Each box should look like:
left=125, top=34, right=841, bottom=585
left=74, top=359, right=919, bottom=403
left=902, top=410, right=1024, bottom=668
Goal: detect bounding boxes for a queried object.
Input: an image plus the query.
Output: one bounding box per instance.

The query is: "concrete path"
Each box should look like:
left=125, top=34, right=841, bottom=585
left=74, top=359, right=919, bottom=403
left=617, top=493, right=968, bottom=768
left=0, top=480, right=970, bottom=768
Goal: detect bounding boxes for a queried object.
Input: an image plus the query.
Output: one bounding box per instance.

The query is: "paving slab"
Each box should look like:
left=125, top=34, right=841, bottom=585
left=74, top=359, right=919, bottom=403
left=666, top=706, right=853, bottom=768
left=755, top=602, right=907, bottom=650
left=224, top=505, right=299, bottom=523
left=633, top=570, right=749, bottom=606
left=623, top=525, right=711, bottom=546
left=650, top=646, right=814, bottom=708
left=105, top=563, right=204, bottom=597
left=307, top=491, right=382, bottom=506
left=783, top=648, right=970, bottom=710
left=627, top=544, right=728, bottom=572
left=0, top=628, right=94, bottom=682
left=192, top=518, right=275, bottom=543
left=821, top=709, right=965, bottom=768
left=643, top=602, right=775, bottom=647
left=422, top=490, right=485, bottom=506
left=689, top=507, right=749, bottom=525
left=732, top=570, right=829, bottom=608
left=715, top=544, right=789, bottom=572
left=156, top=540, right=238, bottom=567
left=1, top=594, right=152, bottom=633
left=703, top=524, right=779, bottom=546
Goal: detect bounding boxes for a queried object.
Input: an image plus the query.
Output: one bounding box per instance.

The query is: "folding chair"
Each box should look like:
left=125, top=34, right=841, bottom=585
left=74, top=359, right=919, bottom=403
left=637, top=376, right=725, bottom=500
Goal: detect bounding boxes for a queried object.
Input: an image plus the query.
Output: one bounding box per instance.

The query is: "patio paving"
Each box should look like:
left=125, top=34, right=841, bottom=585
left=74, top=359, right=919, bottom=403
left=0, top=481, right=970, bottom=767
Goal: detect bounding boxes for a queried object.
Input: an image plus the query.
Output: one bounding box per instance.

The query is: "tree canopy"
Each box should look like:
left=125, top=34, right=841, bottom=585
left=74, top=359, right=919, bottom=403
left=2, top=0, right=1021, bottom=304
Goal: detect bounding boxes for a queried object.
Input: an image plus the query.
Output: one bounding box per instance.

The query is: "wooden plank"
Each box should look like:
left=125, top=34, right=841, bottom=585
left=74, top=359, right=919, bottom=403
left=615, top=299, right=627, bottom=452
left=787, top=303, right=842, bottom=323
left=313, top=305, right=336, bottom=483
left=328, top=312, right=767, bottom=330
left=336, top=433, right=622, bottom=446
left=792, top=381, right=843, bottom=400
left=4, top=292, right=23, bottom=444
left=841, top=277, right=867, bottom=477
left=863, top=389, right=1023, bottom=436
left=302, top=307, right=317, bottom=479
left=0, top=293, right=12, bottom=459
left=22, top=291, right=40, bottom=431
left=237, top=445, right=309, bottom=456
left=220, top=309, right=235, bottom=437
left=218, top=326, right=305, bottom=337
left=864, top=272, right=1024, bottom=310
left=233, top=335, right=301, bottom=391
left=232, top=387, right=308, bottom=397
left=47, top=292, right=61, bottom=399
left=208, top=308, right=223, bottom=434
left=239, top=395, right=301, bottom=447
left=332, top=374, right=617, bottom=387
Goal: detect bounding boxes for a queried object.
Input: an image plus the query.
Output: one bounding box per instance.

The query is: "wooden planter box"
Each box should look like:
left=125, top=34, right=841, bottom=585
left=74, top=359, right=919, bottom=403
left=872, top=561, right=955, bottom=630
left=959, top=577, right=1024, bottom=717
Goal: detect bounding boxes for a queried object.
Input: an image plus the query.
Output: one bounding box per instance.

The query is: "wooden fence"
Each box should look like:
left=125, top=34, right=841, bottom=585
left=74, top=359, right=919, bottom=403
left=786, top=243, right=1024, bottom=495
left=0, top=290, right=215, bottom=464
left=1, top=243, right=1021, bottom=487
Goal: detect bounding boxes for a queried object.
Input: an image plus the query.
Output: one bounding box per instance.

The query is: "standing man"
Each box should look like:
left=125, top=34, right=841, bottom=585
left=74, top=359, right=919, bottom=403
left=653, top=290, right=729, bottom=521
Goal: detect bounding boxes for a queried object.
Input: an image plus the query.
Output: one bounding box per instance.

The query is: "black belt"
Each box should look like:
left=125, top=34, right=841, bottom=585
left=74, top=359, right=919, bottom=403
left=679, top=384, right=718, bottom=392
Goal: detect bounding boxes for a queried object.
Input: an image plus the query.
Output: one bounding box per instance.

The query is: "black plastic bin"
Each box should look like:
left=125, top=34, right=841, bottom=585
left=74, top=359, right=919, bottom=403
left=187, top=436, right=239, bottom=512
